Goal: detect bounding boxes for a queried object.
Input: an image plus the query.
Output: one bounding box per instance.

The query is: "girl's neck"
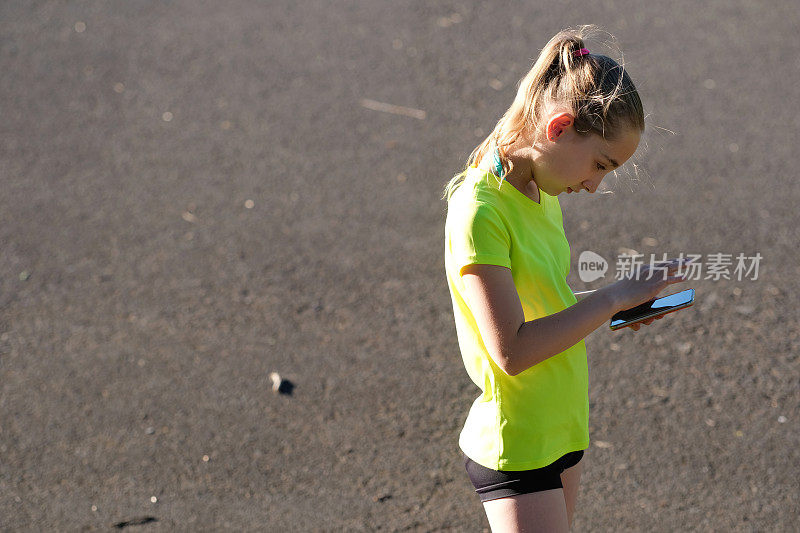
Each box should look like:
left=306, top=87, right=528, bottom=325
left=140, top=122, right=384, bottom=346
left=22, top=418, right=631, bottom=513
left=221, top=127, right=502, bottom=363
left=480, top=141, right=541, bottom=203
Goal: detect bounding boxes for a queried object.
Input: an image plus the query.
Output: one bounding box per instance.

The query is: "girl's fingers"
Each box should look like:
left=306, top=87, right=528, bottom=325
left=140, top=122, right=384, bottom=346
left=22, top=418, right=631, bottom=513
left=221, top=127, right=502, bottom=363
left=641, top=261, right=685, bottom=280
left=654, top=258, right=694, bottom=275
left=655, top=258, right=684, bottom=269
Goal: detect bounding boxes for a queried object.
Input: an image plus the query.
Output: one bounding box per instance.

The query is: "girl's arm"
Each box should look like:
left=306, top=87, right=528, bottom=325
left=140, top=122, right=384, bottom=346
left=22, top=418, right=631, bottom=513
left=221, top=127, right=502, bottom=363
left=461, top=260, right=687, bottom=377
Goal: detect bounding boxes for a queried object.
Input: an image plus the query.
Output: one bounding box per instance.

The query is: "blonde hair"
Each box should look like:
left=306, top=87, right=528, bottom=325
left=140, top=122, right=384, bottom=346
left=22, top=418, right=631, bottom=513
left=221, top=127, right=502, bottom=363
left=442, top=25, right=645, bottom=201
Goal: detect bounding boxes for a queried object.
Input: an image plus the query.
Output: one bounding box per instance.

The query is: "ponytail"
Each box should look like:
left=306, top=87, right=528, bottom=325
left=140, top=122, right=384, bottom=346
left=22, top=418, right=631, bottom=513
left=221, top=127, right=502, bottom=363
left=443, top=25, right=644, bottom=201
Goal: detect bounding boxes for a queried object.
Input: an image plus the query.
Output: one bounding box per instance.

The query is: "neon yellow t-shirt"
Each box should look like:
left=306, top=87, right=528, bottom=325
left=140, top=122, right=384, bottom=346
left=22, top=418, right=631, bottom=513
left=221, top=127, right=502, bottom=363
left=444, top=165, right=589, bottom=471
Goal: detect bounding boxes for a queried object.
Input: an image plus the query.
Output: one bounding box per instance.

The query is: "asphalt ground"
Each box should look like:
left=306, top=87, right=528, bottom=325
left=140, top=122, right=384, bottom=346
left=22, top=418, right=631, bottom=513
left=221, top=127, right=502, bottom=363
left=1, top=1, right=798, bottom=531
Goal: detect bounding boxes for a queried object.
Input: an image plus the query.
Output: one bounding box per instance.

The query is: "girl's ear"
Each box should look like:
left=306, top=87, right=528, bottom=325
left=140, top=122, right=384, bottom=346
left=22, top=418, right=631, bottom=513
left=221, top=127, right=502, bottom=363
left=546, top=112, right=574, bottom=141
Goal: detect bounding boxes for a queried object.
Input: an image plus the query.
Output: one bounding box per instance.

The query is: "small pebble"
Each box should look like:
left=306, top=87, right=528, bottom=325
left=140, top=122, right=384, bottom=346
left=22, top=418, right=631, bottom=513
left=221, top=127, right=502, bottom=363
left=766, top=285, right=779, bottom=296
left=202, top=455, right=210, bottom=462
left=269, top=372, right=294, bottom=395
left=145, top=427, right=155, bottom=435
left=594, top=440, right=613, bottom=449
left=777, top=416, right=787, bottom=424
left=150, top=496, right=157, bottom=503
left=270, top=372, right=281, bottom=389
left=675, top=342, right=692, bottom=354
left=617, top=247, right=640, bottom=256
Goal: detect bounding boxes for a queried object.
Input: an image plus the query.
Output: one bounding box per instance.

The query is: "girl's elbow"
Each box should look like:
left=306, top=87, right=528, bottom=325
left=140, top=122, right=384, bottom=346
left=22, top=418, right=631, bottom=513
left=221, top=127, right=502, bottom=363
left=491, top=349, right=519, bottom=377
left=503, top=364, right=520, bottom=377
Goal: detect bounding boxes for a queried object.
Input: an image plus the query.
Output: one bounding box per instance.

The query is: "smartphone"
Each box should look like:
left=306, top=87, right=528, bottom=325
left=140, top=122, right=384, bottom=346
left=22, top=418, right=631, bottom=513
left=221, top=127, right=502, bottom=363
left=609, top=288, right=695, bottom=330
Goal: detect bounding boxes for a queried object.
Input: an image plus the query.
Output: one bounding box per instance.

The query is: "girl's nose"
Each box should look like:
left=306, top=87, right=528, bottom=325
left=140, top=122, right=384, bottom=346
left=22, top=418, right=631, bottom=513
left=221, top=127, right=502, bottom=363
left=582, top=180, right=598, bottom=193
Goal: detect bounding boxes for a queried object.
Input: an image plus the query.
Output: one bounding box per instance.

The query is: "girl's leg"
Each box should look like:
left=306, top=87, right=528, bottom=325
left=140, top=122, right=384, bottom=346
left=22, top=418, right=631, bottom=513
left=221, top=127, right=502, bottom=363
left=560, top=458, right=583, bottom=530
left=482, top=489, right=569, bottom=533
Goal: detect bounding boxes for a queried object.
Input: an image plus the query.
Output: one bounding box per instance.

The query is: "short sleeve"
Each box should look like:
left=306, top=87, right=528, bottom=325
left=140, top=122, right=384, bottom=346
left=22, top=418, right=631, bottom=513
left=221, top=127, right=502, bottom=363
left=447, top=201, right=511, bottom=276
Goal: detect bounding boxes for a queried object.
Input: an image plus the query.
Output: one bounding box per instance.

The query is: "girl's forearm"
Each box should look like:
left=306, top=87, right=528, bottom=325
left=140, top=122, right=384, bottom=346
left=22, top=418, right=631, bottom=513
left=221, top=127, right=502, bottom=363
left=506, top=287, right=618, bottom=376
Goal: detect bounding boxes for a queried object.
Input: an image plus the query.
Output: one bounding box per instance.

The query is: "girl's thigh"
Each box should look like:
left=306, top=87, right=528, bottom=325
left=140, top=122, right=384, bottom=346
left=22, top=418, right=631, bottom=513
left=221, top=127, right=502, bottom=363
left=560, top=457, right=583, bottom=528
left=482, top=488, right=569, bottom=533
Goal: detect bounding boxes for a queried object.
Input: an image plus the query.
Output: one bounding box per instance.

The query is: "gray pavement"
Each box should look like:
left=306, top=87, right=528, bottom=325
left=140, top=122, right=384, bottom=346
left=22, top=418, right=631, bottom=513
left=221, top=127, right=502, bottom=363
left=1, top=1, right=798, bottom=530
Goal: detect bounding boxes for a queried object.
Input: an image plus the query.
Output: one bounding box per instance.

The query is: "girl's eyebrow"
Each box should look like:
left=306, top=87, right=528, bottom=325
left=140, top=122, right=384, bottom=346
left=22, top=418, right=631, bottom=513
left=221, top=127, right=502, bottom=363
left=600, top=152, right=619, bottom=168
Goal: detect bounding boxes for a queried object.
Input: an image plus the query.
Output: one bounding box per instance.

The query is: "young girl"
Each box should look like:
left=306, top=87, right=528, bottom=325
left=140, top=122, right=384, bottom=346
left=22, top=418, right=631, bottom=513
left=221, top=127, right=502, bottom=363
left=443, top=27, right=689, bottom=532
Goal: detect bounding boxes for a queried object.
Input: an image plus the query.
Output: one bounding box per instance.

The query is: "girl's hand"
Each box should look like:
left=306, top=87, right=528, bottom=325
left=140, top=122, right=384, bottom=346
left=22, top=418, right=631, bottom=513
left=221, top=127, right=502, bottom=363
left=607, top=257, right=691, bottom=314
left=628, top=315, right=664, bottom=331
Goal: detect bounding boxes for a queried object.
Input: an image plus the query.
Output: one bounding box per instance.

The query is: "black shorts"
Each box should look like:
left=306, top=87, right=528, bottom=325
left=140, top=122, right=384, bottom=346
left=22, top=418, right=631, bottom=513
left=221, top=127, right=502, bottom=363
left=463, top=450, right=584, bottom=502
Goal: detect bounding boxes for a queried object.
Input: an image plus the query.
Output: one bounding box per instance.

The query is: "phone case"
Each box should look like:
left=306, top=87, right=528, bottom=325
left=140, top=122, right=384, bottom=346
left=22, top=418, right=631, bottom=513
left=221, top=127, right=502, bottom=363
left=609, top=289, right=695, bottom=330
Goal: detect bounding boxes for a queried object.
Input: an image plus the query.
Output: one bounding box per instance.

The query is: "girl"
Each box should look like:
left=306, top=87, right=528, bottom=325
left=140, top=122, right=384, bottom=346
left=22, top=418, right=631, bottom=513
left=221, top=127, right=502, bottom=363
left=442, top=26, right=689, bottom=532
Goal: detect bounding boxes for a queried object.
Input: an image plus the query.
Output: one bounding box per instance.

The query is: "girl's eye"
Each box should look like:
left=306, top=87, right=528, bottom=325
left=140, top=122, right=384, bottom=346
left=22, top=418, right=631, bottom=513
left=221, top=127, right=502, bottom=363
left=596, top=163, right=607, bottom=171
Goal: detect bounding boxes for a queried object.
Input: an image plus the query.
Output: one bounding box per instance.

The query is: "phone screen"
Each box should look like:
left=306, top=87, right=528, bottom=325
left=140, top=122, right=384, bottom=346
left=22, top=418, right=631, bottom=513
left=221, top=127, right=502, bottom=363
left=609, top=288, right=695, bottom=330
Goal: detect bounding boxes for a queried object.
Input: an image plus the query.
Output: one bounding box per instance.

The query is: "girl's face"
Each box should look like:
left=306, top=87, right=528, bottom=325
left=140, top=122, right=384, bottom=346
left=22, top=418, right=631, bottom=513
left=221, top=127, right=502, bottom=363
left=530, top=113, right=641, bottom=196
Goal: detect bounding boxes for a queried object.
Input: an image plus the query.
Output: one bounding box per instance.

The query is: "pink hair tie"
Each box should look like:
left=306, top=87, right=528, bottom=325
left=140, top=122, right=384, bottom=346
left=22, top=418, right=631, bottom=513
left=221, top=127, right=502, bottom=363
left=573, top=48, right=590, bottom=58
